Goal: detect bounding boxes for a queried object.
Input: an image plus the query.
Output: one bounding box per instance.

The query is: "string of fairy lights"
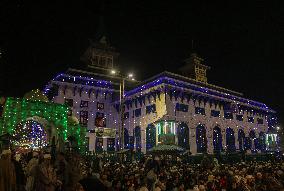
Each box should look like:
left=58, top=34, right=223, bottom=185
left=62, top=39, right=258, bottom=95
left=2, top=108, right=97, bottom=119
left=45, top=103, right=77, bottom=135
left=12, top=120, right=47, bottom=149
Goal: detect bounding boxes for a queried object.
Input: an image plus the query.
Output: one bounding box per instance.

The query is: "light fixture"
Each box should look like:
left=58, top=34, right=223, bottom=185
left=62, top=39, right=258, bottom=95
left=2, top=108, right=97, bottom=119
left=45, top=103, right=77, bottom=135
left=111, top=70, right=116, bottom=74
left=128, top=73, right=133, bottom=78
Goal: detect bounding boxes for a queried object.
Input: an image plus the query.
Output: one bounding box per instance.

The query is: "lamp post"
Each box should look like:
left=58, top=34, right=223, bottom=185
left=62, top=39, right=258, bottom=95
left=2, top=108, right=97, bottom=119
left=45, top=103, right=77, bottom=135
left=110, top=70, right=135, bottom=150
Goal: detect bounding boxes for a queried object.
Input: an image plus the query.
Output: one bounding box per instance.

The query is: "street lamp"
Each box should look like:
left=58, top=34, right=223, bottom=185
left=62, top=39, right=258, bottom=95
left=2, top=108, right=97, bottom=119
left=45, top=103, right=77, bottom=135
left=110, top=70, right=136, bottom=150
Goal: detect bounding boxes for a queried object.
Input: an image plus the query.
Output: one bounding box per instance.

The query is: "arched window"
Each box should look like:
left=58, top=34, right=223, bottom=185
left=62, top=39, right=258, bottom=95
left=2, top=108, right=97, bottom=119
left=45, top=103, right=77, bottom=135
left=213, top=126, right=222, bottom=152
left=238, top=129, right=245, bottom=151
left=146, top=124, right=156, bottom=150
left=196, top=124, right=207, bottom=153
left=177, top=122, right=190, bottom=149
left=258, top=132, right=266, bottom=152
left=134, top=126, right=141, bottom=151
left=226, top=127, right=236, bottom=152
left=124, top=128, right=129, bottom=149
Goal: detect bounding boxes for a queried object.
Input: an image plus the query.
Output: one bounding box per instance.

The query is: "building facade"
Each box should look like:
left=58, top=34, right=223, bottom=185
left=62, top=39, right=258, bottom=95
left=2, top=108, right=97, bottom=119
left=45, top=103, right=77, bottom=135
left=44, top=38, right=279, bottom=154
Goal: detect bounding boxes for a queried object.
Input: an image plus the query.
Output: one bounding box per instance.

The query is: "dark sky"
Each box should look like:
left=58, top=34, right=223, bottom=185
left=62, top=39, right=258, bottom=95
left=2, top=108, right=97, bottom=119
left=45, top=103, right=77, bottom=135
left=0, top=0, right=283, bottom=125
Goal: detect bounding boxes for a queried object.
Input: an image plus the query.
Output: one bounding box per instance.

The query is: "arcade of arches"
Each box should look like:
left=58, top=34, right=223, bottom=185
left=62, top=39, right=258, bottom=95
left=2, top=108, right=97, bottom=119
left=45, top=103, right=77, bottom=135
left=142, top=121, right=273, bottom=154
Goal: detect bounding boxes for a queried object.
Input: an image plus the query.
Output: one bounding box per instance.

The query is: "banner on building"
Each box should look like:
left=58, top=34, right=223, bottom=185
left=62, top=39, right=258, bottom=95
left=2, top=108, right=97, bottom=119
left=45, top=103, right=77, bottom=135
left=95, top=128, right=116, bottom=138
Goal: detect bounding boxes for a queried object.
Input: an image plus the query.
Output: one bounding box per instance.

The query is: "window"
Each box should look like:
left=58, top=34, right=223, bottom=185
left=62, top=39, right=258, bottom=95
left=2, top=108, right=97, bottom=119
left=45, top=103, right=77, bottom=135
left=146, top=104, right=156, bottom=114
left=195, top=107, right=205, bottom=115
left=248, top=117, right=254, bottom=123
left=92, top=55, right=100, bottom=65
left=95, top=112, right=105, bottom=127
left=176, top=103, right=189, bottom=112
left=257, top=118, right=264, bottom=124
left=107, top=138, right=115, bottom=151
left=80, top=100, right=88, bottom=108
left=97, top=102, right=104, bottom=110
left=224, top=112, right=233, bottom=119
left=124, top=112, right=129, bottom=119
left=211, top=110, right=220, bottom=117
left=236, top=115, right=243, bottom=121
left=65, top=99, right=73, bottom=107
left=95, top=138, right=103, bottom=152
left=129, top=136, right=134, bottom=149
left=135, top=108, right=141, bottom=117
left=80, top=111, right=88, bottom=126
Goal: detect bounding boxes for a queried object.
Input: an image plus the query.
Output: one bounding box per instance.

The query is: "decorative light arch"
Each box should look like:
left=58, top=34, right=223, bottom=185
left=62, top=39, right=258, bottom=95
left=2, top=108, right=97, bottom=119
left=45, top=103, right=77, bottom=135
left=13, top=120, right=48, bottom=149
left=1, top=97, right=86, bottom=152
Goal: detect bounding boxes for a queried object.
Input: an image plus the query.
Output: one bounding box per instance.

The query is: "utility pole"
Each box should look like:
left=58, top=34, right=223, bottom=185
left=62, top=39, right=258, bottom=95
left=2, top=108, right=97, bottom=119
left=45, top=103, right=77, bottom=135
left=110, top=70, right=136, bottom=151
left=120, top=78, right=125, bottom=150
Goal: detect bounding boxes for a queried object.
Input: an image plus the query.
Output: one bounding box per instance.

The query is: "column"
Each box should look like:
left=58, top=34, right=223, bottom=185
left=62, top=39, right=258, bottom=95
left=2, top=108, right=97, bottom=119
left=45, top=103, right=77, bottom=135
left=190, top=128, right=197, bottom=155
left=103, top=137, right=107, bottom=151
left=141, top=129, right=146, bottom=153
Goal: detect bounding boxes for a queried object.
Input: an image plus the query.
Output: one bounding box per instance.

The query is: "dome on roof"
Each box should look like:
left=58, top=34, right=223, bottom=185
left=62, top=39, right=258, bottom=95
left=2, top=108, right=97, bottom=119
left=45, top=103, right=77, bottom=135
left=24, top=89, right=49, bottom=102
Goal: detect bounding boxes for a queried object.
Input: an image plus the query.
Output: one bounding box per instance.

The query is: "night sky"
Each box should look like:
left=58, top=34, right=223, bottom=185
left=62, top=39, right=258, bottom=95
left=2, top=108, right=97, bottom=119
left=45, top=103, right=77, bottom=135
left=0, top=1, right=283, bottom=125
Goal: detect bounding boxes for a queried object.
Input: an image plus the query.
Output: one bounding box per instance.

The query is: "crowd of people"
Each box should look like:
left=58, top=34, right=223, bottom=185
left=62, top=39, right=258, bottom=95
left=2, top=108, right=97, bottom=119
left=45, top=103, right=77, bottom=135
left=1, top=148, right=284, bottom=191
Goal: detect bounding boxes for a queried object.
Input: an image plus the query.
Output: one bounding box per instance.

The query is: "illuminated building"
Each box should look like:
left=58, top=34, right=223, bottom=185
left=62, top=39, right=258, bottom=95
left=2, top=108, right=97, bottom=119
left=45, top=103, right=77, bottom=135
left=44, top=38, right=278, bottom=154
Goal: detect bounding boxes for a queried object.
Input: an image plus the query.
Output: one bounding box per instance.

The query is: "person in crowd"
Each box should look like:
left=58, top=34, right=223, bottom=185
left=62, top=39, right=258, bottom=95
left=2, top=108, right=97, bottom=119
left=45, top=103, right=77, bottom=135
left=55, top=152, right=70, bottom=190
left=12, top=151, right=26, bottom=191
left=25, top=151, right=39, bottom=191
left=0, top=149, right=16, bottom=191
left=34, top=153, right=60, bottom=191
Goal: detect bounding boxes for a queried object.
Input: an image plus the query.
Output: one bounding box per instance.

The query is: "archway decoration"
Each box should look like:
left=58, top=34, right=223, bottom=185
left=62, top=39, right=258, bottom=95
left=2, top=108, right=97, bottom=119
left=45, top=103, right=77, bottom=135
left=146, top=124, right=156, bottom=150
left=213, top=126, right=222, bottom=152
left=1, top=96, right=86, bottom=152
left=226, top=127, right=236, bottom=152
left=177, top=122, right=189, bottom=149
left=196, top=124, right=207, bottom=153
left=13, top=120, right=47, bottom=149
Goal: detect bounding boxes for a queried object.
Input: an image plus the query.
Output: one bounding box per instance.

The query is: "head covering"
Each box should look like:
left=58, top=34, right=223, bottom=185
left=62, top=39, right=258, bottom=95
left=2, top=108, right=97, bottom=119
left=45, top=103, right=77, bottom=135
left=246, top=175, right=253, bottom=179
left=33, top=152, right=39, bottom=157
left=208, top=175, right=215, bottom=182
left=44, top=154, right=51, bottom=159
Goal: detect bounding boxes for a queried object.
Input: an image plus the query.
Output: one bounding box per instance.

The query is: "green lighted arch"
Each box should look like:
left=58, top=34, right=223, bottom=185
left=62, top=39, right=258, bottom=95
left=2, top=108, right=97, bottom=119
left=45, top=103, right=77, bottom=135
left=1, top=97, right=86, bottom=151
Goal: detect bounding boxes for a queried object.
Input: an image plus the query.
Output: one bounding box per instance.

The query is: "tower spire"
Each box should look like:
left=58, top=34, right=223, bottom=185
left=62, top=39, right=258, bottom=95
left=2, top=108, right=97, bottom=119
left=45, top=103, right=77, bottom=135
left=179, top=52, right=210, bottom=83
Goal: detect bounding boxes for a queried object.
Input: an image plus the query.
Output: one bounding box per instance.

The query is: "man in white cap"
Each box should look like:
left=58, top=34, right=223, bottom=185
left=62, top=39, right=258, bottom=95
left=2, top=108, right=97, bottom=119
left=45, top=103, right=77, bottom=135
left=0, top=149, right=16, bottom=191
